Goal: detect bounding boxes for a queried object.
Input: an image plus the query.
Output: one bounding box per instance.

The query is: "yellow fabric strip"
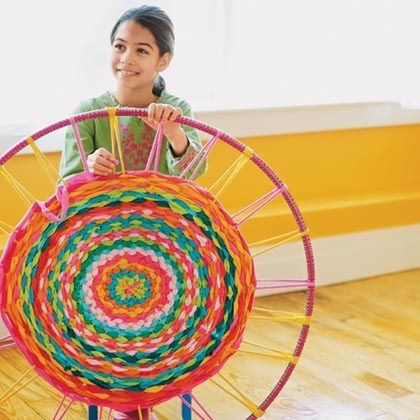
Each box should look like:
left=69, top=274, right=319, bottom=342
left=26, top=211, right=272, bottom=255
left=0, top=220, right=15, bottom=235
left=209, top=147, right=253, bottom=198
left=26, top=137, right=67, bottom=187
left=0, top=366, right=37, bottom=404
left=137, top=406, right=147, bottom=420
left=0, top=165, right=37, bottom=206
left=113, top=116, right=125, bottom=175
left=107, top=107, right=126, bottom=174
left=210, top=372, right=265, bottom=417
left=250, top=313, right=311, bottom=325
left=241, top=340, right=299, bottom=364
left=107, top=108, right=117, bottom=164
left=253, top=306, right=302, bottom=315
left=238, top=349, right=299, bottom=364
left=251, top=229, right=309, bottom=257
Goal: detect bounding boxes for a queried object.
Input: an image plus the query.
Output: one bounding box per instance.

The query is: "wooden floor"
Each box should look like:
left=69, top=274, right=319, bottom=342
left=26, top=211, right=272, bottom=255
left=0, top=269, right=419, bottom=419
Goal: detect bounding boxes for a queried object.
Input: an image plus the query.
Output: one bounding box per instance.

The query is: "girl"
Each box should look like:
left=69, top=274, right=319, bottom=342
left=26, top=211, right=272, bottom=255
left=59, top=5, right=206, bottom=420
left=60, top=4, right=205, bottom=180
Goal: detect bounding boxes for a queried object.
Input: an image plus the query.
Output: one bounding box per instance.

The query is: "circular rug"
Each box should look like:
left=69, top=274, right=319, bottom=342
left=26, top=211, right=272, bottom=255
left=0, top=170, right=255, bottom=410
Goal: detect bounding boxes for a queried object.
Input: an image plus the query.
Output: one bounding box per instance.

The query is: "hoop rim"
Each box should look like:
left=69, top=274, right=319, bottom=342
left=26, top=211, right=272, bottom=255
left=0, top=107, right=315, bottom=418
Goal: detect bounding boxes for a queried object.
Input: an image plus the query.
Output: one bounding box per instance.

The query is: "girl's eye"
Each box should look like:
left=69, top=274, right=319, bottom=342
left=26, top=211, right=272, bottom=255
left=114, top=43, right=124, bottom=50
left=138, top=48, right=149, bottom=55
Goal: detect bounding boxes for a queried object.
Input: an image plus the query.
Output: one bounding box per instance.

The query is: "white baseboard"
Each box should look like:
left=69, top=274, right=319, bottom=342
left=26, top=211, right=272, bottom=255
left=1, top=224, right=419, bottom=335
left=253, top=223, right=420, bottom=296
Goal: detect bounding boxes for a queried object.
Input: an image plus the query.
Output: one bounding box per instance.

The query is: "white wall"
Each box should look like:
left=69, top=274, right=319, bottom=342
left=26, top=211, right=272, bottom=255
left=1, top=0, right=420, bottom=128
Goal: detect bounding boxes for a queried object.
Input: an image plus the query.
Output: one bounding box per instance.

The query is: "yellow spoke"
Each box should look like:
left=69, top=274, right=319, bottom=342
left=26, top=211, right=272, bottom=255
left=241, top=340, right=299, bottom=364
left=250, top=312, right=311, bottom=325
left=27, top=137, right=67, bottom=187
left=107, top=107, right=125, bottom=174
left=251, top=228, right=309, bottom=257
left=210, top=372, right=265, bottom=417
left=0, top=365, right=37, bottom=404
left=0, top=165, right=37, bottom=206
left=209, top=147, right=253, bottom=199
left=0, top=220, right=15, bottom=235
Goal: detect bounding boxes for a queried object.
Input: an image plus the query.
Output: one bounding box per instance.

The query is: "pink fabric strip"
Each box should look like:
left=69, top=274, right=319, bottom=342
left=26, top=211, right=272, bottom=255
left=179, top=395, right=207, bottom=420
left=257, top=278, right=310, bottom=283
left=69, top=116, right=89, bottom=172
left=57, top=399, right=73, bottom=420
left=187, top=134, right=219, bottom=180
left=0, top=343, right=15, bottom=350
left=256, top=279, right=313, bottom=289
left=145, top=123, right=163, bottom=171
left=0, top=335, right=12, bottom=342
left=233, top=186, right=286, bottom=225
left=37, top=184, right=69, bottom=223
left=179, top=133, right=219, bottom=179
left=190, top=393, right=214, bottom=420
left=52, top=396, right=67, bottom=420
left=153, top=124, right=164, bottom=171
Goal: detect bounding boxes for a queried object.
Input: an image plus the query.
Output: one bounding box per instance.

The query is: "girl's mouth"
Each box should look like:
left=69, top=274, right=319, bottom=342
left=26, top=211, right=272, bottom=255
left=118, top=69, right=140, bottom=77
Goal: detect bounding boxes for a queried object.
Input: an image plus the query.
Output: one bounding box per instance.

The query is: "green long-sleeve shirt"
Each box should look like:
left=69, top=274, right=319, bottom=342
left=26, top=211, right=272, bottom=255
left=59, top=90, right=205, bottom=179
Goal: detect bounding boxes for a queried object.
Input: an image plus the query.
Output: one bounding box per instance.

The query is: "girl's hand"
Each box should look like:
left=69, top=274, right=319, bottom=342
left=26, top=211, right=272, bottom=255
left=87, top=147, right=119, bottom=175
left=142, top=103, right=189, bottom=156
left=144, top=103, right=182, bottom=136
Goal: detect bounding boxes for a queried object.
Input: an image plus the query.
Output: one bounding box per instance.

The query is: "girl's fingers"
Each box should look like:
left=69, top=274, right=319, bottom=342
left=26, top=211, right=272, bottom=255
left=88, top=162, right=113, bottom=175
left=87, top=147, right=118, bottom=175
left=153, top=104, right=165, bottom=122
left=161, top=105, right=174, bottom=121
left=140, top=117, right=157, bottom=129
left=147, top=103, right=183, bottom=123
left=92, top=155, right=116, bottom=170
left=169, top=107, right=182, bottom=122
left=148, top=103, right=157, bottom=121
left=96, top=147, right=118, bottom=164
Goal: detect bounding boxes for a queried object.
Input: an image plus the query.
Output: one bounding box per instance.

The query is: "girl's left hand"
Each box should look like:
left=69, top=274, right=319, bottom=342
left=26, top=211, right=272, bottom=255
left=141, top=103, right=189, bottom=156
left=142, top=103, right=183, bottom=138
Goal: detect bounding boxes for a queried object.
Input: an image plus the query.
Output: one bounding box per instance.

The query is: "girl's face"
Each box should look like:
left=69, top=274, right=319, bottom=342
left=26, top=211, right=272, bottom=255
left=111, top=20, right=171, bottom=92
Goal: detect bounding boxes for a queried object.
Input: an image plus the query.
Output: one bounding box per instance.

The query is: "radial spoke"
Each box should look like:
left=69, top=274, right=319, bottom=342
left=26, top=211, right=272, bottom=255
left=27, top=136, right=67, bottom=187
left=0, top=365, right=37, bottom=404
left=232, top=186, right=286, bottom=225
left=250, top=307, right=311, bottom=325
left=53, top=397, right=74, bottom=420
left=209, top=147, right=253, bottom=198
left=180, top=133, right=219, bottom=180
left=240, top=340, right=299, bottom=364
left=251, top=228, right=309, bottom=257
left=210, top=372, right=265, bottom=418
left=256, top=278, right=314, bottom=290
left=0, top=165, right=37, bottom=206
left=179, top=394, right=213, bottom=420
left=107, top=108, right=126, bottom=174
left=0, top=220, right=14, bottom=235
left=145, top=123, right=164, bottom=171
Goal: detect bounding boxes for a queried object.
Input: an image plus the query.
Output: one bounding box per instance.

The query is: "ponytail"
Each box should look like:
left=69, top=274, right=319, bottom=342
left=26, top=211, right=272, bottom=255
left=153, top=75, right=166, bottom=96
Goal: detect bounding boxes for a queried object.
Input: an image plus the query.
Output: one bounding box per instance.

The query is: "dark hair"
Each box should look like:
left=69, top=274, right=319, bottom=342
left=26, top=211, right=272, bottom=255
left=111, top=5, right=174, bottom=96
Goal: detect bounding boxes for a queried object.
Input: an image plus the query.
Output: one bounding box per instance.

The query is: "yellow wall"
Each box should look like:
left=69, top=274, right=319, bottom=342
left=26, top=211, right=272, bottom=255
left=1, top=123, right=419, bottom=246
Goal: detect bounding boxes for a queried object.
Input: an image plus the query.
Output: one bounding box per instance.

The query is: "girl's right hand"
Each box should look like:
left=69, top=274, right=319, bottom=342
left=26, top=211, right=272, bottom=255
left=87, top=147, right=119, bottom=175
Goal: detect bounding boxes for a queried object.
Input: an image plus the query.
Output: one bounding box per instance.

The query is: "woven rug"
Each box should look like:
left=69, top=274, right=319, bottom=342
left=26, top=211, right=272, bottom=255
left=0, top=171, right=255, bottom=410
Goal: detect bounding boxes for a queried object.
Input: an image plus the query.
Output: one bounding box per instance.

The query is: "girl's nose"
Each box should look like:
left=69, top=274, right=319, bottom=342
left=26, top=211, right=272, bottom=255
left=121, top=50, right=134, bottom=65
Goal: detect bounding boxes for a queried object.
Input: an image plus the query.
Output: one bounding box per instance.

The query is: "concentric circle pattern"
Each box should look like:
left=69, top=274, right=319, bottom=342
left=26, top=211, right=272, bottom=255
left=0, top=171, right=256, bottom=410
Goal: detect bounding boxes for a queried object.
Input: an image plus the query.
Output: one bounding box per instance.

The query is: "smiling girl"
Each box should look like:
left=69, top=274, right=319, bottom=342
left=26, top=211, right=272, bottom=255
left=59, top=5, right=205, bottom=420
left=60, top=4, right=204, bottom=180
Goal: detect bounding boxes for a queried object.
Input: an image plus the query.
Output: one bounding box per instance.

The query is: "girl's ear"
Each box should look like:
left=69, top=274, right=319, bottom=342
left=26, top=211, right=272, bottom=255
left=158, top=52, right=172, bottom=72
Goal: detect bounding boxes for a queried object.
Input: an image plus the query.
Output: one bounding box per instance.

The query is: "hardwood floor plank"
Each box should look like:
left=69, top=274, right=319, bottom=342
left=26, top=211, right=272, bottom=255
left=0, top=269, right=418, bottom=418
